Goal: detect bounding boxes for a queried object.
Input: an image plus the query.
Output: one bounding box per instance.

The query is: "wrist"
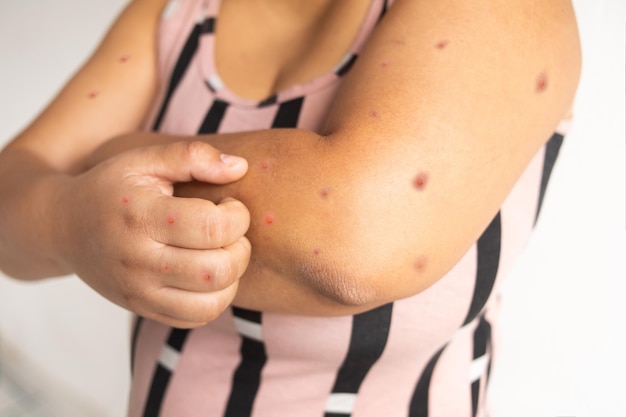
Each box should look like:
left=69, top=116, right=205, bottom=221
left=1, top=171, right=76, bottom=279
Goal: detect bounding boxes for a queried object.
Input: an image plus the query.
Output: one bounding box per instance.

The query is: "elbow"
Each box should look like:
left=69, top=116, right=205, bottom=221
left=294, top=238, right=436, bottom=310
left=297, top=260, right=380, bottom=308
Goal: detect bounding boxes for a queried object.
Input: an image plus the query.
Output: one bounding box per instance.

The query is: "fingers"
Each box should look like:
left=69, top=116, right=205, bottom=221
left=144, top=282, right=240, bottom=329
left=142, top=195, right=250, bottom=250
left=114, top=141, right=251, bottom=250
left=118, top=237, right=250, bottom=328
left=135, top=238, right=250, bottom=328
left=157, top=237, right=252, bottom=293
left=126, top=140, right=248, bottom=185
left=85, top=140, right=252, bottom=328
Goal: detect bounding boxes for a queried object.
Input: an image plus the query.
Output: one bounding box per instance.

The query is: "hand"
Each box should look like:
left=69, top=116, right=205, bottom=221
left=57, top=141, right=251, bottom=328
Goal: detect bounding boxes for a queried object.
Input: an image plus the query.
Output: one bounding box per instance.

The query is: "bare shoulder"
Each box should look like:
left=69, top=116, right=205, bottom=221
left=387, top=0, right=582, bottom=97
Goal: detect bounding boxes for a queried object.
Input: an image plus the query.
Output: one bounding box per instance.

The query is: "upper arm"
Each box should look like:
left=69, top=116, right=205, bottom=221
left=94, top=0, right=581, bottom=314
left=4, top=0, right=169, bottom=172
left=287, top=0, right=581, bottom=306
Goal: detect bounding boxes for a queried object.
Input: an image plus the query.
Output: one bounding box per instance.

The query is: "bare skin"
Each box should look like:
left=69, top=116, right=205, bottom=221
left=0, top=0, right=581, bottom=324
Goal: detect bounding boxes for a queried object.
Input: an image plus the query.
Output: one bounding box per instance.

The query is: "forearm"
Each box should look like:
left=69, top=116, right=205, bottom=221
left=0, top=150, right=73, bottom=279
left=184, top=126, right=470, bottom=316
left=178, top=129, right=385, bottom=315
left=89, top=129, right=406, bottom=315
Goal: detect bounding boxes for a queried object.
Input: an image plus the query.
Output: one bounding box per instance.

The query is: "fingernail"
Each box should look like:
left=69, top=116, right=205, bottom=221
left=220, top=153, right=245, bottom=167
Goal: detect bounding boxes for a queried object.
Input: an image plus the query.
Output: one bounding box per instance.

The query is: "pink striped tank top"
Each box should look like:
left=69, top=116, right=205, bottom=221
left=129, top=1, right=570, bottom=416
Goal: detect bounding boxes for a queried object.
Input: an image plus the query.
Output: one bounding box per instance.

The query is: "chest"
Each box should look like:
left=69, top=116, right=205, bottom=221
left=214, top=0, right=373, bottom=100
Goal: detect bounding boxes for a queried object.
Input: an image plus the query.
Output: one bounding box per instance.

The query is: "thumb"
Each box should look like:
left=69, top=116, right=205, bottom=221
left=129, top=141, right=248, bottom=184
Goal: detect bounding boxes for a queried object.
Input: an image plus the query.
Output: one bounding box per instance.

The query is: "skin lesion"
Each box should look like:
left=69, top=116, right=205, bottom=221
left=535, top=72, right=548, bottom=93
left=414, top=256, right=427, bottom=272
left=256, top=158, right=275, bottom=173
left=369, top=109, right=381, bottom=119
left=263, top=213, right=275, bottom=226
left=413, top=172, right=428, bottom=190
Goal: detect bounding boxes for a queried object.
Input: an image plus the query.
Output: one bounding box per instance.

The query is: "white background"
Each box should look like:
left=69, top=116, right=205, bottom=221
left=0, top=1, right=624, bottom=416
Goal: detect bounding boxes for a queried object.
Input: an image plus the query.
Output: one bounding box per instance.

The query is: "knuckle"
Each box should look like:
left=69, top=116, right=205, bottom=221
left=119, top=286, right=138, bottom=311
left=184, top=140, right=210, bottom=162
left=123, top=211, right=142, bottom=230
left=119, top=256, right=136, bottom=270
left=201, top=201, right=250, bottom=247
left=213, top=255, right=236, bottom=285
left=203, top=209, right=229, bottom=246
left=188, top=301, right=220, bottom=325
left=193, top=284, right=237, bottom=324
left=228, top=199, right=250, bottom=222
left=238, top=237, right=252, bottom=258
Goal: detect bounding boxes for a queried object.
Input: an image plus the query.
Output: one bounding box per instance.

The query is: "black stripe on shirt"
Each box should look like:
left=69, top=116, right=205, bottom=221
left=130, top=316, right=143, bottom=375
left=201, top=17, right=215, bottom=34
left=408, top=209, right=500, bottom=417
left=198, top=99, right=229, bottom=134
left=334, top=53, right=358, bottom=77
left=535, top=132, right=564, bottom=224
left=151, top=22, right=204, bottom=131
left=224, top=308, right=267, bottom=417
left=408, top=345, right=446, bottom=417
left=272, top=97, right=304, bottom=128
left=471, top=316, right=492, bottom=417
left=378, top=0, right=389, bottom=22
left=325, top=303, right=393, bottom=417
left=142, top=365, right=172, bottom=417
left=462, top=212, right=502, bottom=326
left=142, top=328, right=191, bottom=417
left=258, top=94, right=278, bottom=108
left=232, top=306, right=262, bottom=323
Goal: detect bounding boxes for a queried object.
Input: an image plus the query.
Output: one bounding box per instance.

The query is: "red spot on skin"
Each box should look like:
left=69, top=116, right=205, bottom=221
left=264, top=214, right=275, bottom=225
left=436, top=40, right=449, bottom=49
left=369, top=110, right=381, bottom=119
left=319, top=187, right=331, bottom=199
left=413, top=172, right=429, bottom=190
left=414, top=257, right=427, bottom=271
left=162, top=264, right=170, bottom=272
left=536, top=72, right=548, bottom=93
left=122, top=197, right=129, bottom=204
left=167, top=216, right=175, bottom=225
left=313, top=248, right=321, bottom=255
left=380, top=60, right=390, bottom=68
left=203, top=274, right=212, bottom=282
left=258, top=159, right=273, bottom=172
left=87, top=90, right=99, bottom=99
left=119, top=54, right=131, bottom=63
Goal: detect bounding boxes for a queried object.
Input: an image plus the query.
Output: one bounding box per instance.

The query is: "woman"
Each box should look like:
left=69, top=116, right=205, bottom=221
left=0, top=0, right=581, bottom=415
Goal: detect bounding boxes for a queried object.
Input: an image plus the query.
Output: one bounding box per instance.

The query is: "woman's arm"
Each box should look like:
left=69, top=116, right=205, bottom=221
left=93, top=0, right=582, bottom=316
left=0, top=0, right=252, bottom=328
left=223, top=0, right=581, bottom=315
